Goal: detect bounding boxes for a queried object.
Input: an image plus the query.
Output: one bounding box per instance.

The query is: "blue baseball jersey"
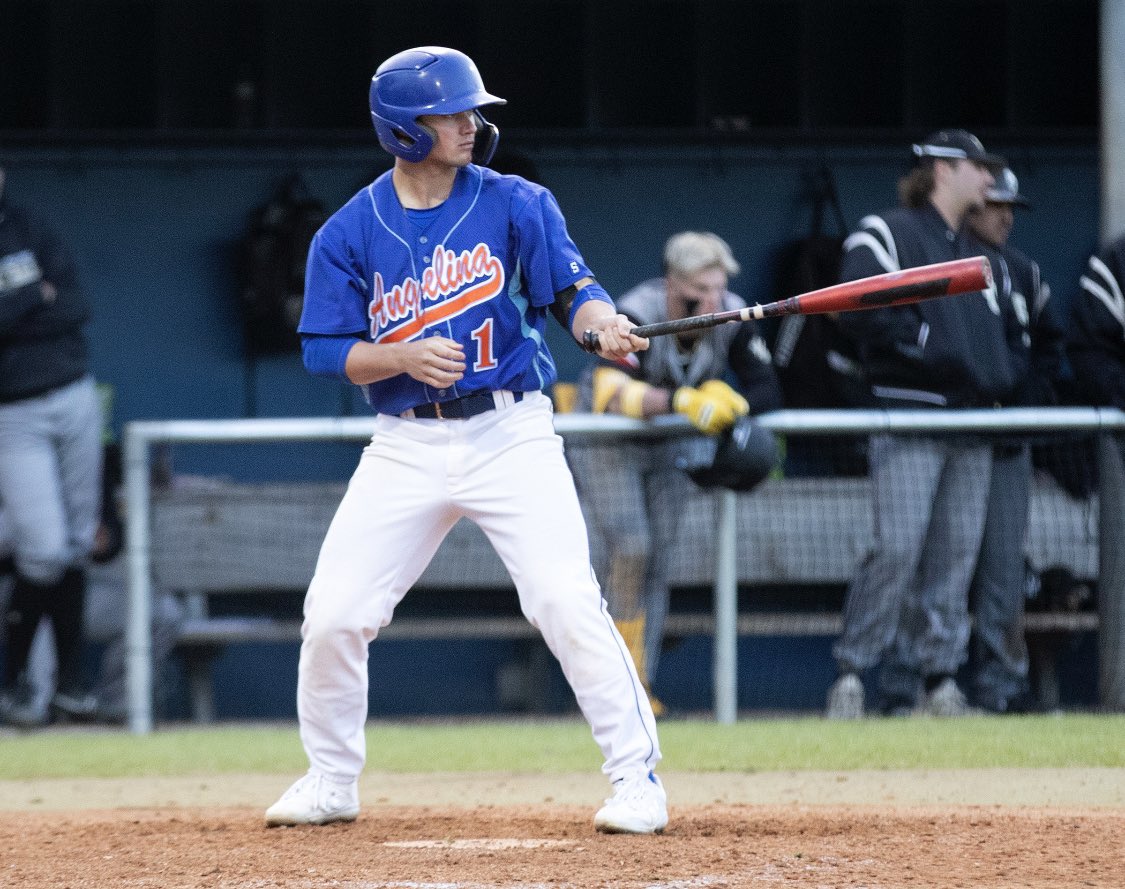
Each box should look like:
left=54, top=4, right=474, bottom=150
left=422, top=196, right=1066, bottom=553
left=299, top=164, right=592, bottom=415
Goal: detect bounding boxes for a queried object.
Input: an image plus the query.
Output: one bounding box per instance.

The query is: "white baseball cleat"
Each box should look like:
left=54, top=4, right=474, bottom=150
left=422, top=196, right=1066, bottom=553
left=594, top=771, right=668, bottom=834
left=825, top=672, right=865, bottom=719
left=915, top=677, right=975, bottom=717
left=265, top=772, right=360, bottom=826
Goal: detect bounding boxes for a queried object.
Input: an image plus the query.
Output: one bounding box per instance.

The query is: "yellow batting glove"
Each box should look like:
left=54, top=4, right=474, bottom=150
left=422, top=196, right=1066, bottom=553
left=672, top=385, right=739, bottom=434
left=591, top=366, right=651, bottom=418
left=698, top=379, right=750, bottom=417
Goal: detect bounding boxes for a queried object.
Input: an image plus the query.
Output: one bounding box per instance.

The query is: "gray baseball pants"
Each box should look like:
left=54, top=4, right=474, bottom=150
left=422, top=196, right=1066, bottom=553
left=0, top=375, right=102, bottom=583
left=566, top=439, right=692, bottom=683
left=969, top=444, right=1032, bottom=709
left=834, top=433, right=991, bottom=680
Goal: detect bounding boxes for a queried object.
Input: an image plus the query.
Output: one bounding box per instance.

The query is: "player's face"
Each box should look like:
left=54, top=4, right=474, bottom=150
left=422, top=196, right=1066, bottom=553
left=417, top=111, right=478, bottom=168
left=951, top=159, right=996, bottom=213
left=666, top=266, right=728, bottom=320
left=967, top=202, right=1014, bottom=248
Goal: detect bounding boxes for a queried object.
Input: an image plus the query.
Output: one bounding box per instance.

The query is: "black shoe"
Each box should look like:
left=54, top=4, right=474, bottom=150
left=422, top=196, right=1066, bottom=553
left=51, top=688, right=100, bottom=723
left=978, top=689, right=1047, bottom=715
left=1001, top=690, right=1048, bottom=715
left=877, top=693, right=916, bottom=717
left=0, top=683, right=49, bottom=729
left=94, top=700, right=128, bottom=726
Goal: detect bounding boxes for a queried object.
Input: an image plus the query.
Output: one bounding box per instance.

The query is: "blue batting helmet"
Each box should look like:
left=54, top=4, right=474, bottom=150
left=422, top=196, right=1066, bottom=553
left=370, top=46, right=506, bottom=164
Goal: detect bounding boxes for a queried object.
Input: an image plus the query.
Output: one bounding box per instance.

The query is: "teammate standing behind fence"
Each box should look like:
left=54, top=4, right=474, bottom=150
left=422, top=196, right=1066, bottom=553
left=0, top=166, right=104, bottom=727
left=569, top=232, right=782, bottom=715
left=824, top=130, right=1021, bottom=719
left=1068, top=233, right=1125, bottom=411
left=962, top=169, right=1064, bottom=713
left=264, top=46, right=667, bottom=835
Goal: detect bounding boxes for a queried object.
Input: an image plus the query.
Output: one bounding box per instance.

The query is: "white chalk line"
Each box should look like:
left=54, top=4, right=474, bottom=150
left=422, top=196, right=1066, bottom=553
left=384, top=838, right=577, bottom=850
left=228, top=876, right=771, bottom=889
left=240, top=880, right=734, bottom=889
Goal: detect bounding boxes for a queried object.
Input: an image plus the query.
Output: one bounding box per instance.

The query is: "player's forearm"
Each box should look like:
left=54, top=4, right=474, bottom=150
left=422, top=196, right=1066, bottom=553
left=570, top=299, right=617, bottom=340
left=343, top=340, right=415, bottom=385
left=347, top=336, right=467, bottom=390
left=572, top=299, right=650, bottom=361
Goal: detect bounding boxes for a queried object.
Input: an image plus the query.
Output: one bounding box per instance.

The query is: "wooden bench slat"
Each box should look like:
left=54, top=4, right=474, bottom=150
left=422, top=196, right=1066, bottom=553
left=151, top=474, right=1099, bottom=592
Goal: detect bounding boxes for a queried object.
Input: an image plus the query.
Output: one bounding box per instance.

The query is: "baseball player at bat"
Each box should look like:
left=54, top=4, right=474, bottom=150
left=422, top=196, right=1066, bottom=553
left=265, top=46, right=667, bottom=835
left=825, top=130, right=1026, bottom=720
left=569, top=232, right=782, bottom=715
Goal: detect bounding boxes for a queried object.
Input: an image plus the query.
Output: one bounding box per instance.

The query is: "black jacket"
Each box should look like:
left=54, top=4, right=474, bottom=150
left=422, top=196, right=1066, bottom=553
left=0, top=195, right=89, bottom=403
left=837, top=202, right=1020, bottom=409
left=973, top=237, right=1065, bottom=407
left=1068, top=235, right=1125, bottom=410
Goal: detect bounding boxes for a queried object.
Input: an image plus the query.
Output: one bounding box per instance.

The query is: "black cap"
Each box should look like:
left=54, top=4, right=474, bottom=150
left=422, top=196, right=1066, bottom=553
left=985, top=168, right=1031, bottom=208
left=912, top=129, right=1005, bottom=171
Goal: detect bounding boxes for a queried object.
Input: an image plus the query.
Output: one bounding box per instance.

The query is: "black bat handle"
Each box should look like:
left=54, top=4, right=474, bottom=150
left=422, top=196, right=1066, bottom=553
left=583, top=311, right=733, bottom=352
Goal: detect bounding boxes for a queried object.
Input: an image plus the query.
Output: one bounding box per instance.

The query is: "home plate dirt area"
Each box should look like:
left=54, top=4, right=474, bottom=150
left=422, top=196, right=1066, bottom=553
left=1, top=772, right=1124, bottom=888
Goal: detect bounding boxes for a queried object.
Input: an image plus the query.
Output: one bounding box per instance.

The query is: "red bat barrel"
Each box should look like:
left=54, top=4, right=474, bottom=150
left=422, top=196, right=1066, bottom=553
left=771, top=255, right=992, bottom=318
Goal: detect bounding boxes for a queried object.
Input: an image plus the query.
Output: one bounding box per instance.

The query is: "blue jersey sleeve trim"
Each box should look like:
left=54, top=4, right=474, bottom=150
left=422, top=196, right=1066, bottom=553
left=301, top=333, right=359, bottom=381
left=568, top=281, right=615, bottom=329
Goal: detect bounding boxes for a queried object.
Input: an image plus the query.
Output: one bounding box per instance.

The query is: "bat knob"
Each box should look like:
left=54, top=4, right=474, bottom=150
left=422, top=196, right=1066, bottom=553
left=582, top=329, right=600, bottom=353
left=980, top=256, right=995, bottom=289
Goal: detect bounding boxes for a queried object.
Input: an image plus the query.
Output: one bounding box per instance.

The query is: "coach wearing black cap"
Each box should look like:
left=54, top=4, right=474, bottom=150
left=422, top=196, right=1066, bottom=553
left=910, top=128, right=1007, bottom=169
left=825, top=130, right=1025, bottom=719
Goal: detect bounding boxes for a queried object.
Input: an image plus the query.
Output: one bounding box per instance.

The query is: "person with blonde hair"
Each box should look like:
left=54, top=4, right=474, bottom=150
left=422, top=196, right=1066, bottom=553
left=570, top=231, right=782, bottom=716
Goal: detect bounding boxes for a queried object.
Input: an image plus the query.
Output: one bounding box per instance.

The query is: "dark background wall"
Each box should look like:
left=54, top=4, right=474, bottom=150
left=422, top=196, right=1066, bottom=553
left=0, top=1, right=1098, bottom=132
left=0, top=0, right=1106, bottom=713
left=0, top=1, right=1101, bottom=452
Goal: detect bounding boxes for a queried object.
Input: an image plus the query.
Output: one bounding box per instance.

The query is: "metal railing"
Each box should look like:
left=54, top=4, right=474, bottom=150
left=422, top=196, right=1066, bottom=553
left=123, top=406, right=1125, bottom=733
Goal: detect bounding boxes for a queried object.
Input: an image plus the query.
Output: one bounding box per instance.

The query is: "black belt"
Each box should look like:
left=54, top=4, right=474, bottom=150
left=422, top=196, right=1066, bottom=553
left=406, top=390, right=523, bottom=420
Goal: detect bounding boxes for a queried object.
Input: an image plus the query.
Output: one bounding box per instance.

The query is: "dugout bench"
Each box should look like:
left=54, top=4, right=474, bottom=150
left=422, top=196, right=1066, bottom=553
left=152, top=470, right=1101, bottom=723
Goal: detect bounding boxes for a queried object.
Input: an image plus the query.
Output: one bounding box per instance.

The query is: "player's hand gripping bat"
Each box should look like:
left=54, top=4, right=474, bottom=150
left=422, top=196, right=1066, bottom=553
left=582, top=256, right=993, bottom=353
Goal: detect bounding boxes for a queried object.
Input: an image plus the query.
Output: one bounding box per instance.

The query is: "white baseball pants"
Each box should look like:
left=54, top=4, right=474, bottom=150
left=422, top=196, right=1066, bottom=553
left=296, top=392, right=661, bottom=783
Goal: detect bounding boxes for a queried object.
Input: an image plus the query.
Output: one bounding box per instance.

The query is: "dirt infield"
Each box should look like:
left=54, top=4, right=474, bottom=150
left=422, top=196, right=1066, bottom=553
left=2, top=771, right=1124, bottom=888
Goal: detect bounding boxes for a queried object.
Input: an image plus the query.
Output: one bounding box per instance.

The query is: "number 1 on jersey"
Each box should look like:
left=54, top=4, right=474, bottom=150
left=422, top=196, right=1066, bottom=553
left=470, top=318, right=498, bottom=371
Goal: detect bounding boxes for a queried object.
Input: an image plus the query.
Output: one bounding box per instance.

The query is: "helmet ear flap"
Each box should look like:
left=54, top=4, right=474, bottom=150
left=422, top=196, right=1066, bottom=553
left=370, top=111, right=433, bottom=162
left=472, top=112, right=500, bottom=165
left=391, top=126, right=417, bottom=151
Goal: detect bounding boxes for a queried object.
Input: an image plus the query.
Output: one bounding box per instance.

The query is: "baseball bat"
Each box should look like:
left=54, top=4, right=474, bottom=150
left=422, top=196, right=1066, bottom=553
left=582, top=256, right=992, bottom=352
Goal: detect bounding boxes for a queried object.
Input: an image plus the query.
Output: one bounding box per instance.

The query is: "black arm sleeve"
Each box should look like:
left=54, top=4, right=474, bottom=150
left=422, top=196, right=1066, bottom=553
left=549, top=284, right=578, bottom=330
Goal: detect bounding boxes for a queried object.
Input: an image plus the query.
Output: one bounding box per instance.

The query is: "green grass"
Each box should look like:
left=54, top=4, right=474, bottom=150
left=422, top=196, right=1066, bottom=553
left=2, top=714, right=1124, bottom=780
